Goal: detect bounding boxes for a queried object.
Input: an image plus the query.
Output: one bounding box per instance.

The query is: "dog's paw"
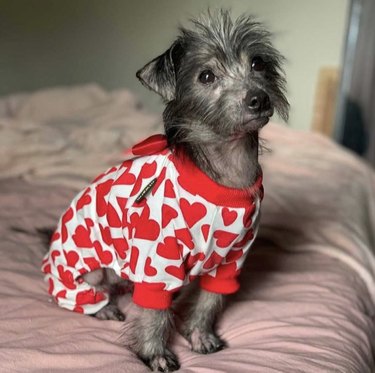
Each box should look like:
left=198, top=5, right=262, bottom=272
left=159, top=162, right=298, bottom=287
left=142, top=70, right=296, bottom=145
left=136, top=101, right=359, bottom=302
left=141, top=349, right=180, bottom=372
left=94, top=304, right=125, bottom=321
left=188, top=328, right=226, bottom=354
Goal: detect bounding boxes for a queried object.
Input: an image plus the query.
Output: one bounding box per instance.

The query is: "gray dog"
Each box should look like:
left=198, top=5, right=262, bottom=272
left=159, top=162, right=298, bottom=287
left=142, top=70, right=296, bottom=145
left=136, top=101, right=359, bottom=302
left=42, top=9, right=288, bottom=372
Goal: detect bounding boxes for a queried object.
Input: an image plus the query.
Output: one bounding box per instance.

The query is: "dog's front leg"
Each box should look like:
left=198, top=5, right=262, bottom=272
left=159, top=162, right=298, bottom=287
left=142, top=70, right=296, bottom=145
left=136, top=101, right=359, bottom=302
left=182, top=289, right=226, bottom=354
left=131, top=308, right=179, bottom=372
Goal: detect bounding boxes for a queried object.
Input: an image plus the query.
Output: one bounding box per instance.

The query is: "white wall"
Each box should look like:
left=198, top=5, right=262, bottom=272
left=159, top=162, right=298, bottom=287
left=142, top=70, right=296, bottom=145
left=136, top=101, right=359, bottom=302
left=0, top=0, right=350, bottom=130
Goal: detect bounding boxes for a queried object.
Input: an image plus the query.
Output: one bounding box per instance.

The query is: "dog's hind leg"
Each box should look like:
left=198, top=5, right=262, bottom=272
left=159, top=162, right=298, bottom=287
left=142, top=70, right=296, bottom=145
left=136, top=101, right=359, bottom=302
left=181, top=289, right=226, bottom=354
left=82, top=268, right=127, bottom=321
left=130, top=308, right=180, bottom=372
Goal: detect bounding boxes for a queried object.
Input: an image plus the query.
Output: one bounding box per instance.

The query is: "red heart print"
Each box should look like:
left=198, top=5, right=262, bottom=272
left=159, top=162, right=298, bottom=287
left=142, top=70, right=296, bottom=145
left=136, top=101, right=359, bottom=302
left=175, top=228, right=194, bottom=250
left=51, top=250, right=60, bottom=263
left=94, top=241, right=113, bottom=265
left=129, top=246, right=139, bottom=274
left=112, top=237, right=129, bottom=259
left=180, top=198, right=207, bottom=228
left=133, top=205, right=160, bottom=241
left=55, top=290, right=67, bottom=299
left=76, top=289, right=105, bottom=305
left=72, top=225, right=93, bottom=248
left=99, top=224, right=112, bottom=245
left=64, top=250, right=79, bottom=267
left=203, top=251, right=223, bottom=270
left=233, top=229, right=254, bottom=248
left=221, top=208, right=238, bottom=226
left=213, top=230, right=239, bottom=248
left=42, top=263, right=51, bottom=274
left=113, top=171, right=136, bottom=186
left=164, top=179, right=176, bottom=198
left=156, top=237, right=181, bottom=260
left=83, top=257, right=101, bottom=271
left=165, top=264, right=185, bottom=281
left=140, top=161, right=157, bottom=179
left=225, top=249, right=243, bottom=262
left=51, top=231, right=60, bottom=242
left=201, top=224, right=210, bottom=242
left=107, top=203, right=122, bottom=228
left=162, top=204, right=178, bottom=228
left=76, top=188, right=91, bottom=211
left=85, top=218, right=94, bottom=228
left=152, top=167, right=166, bottom=196
left=144, top=257, right=157, bottom=276
left=243, top=204, right=256, bottom=228
left=96, top=179, right=114, bottom=217
left=48, top=278, right=54, bottom=294
left=61, top=207, right=74, bottom=243
left=57, top=265, right=76, bottom=289
left=185, top=252, right=205, bottom=270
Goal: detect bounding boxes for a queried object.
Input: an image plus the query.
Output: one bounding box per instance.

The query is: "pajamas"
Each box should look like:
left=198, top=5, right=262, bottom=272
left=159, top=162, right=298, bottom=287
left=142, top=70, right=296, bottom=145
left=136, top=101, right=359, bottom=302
left=42, top=134, right=263, bottom=313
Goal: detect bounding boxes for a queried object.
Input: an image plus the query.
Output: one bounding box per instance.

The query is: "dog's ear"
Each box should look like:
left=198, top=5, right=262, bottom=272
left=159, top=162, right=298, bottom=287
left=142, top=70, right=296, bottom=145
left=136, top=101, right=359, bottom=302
left=136, top=41, right=184, bottom=102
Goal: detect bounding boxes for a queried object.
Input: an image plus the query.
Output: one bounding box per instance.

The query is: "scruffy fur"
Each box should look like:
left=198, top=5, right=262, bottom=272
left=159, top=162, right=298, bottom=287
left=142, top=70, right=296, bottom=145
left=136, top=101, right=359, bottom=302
left=82, top=9, right=289, bottom=372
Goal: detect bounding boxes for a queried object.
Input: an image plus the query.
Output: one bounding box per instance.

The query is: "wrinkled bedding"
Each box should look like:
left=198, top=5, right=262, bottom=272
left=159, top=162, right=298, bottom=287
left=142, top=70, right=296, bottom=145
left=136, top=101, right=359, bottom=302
left=0, top=85, right=374, bottom=372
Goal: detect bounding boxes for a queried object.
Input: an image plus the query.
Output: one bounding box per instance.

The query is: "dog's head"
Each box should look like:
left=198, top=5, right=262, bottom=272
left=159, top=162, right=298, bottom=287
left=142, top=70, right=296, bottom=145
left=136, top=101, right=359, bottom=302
left=137, top=10, right=289, bottom=146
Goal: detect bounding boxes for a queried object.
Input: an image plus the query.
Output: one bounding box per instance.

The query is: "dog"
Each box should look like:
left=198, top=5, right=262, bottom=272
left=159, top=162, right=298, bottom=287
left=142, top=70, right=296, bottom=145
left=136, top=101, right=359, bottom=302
left=42, top=9, right=288, bottom=372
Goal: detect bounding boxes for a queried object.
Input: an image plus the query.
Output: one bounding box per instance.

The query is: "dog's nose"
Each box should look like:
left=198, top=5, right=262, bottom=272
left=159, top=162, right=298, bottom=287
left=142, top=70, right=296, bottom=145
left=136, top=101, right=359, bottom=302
left=244, top=89, right=271, bottom=114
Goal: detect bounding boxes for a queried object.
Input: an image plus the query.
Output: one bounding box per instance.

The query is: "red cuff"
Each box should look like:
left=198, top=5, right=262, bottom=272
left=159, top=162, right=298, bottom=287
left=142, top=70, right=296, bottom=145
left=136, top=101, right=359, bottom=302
left=199, top=274, right=240, bottom=294
left=133, top=283, right=174, bottom=309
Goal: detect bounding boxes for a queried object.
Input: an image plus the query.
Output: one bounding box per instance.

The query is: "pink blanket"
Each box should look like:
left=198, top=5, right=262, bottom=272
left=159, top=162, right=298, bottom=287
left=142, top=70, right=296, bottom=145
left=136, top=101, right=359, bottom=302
left=0, top=85, right=374, bottom=372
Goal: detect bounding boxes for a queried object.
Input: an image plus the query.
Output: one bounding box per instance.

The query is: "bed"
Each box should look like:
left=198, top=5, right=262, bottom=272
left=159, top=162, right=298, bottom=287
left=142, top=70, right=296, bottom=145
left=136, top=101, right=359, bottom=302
left=0, top=84, right=374, bottom=372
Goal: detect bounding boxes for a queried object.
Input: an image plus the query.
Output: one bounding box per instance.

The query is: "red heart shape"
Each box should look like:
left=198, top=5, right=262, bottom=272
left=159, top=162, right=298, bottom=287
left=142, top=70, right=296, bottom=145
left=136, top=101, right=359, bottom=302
left=201, top=224, right=210, bottom=242
left=113, top=171, right=136, bottom=186
left=51, top=231, right=60, bottom=242
left=221, top=208, right=238, bottom=226
left=107, top=203, right=122, bottom=228
left=213, top=230, right=239, bottom=248
left=156, top=237, right=181, bottom=260
left=61, top=207, right=74, bottom=243
left=83, top=257, right=101, bottom=271
left=165, top=264, right=185, bottom=281
left=175, top=228, right=194, bottom=250
left=140, top=161, right=157, bottom=179
left=64, top=250, right=79, bottom=267
left=233, top=229, right=254, bottom=248
left=132, top=206, right=160, bottom=241
left=48, top=278, right=54, bottom=294
left=185, top=252, right=205, bottom=270
left=94, top=241, right=113, bottom=265
left=144, top=257, right=157, bottom=276
left=99, top=224, right=112, bottom=245
left=72, top=225, right=93, bottom=248
left=129, top=246, right=139, bottom=274
left=51, top=250, right=60, bottom=263
left=203, top=251, right=223, bottom=270
left=164, top=179, right=176, bottom=198
left=243, top=205, right=256, bottom=228
left=76, top=188, right=91, bottom=211
left=55, top=290, right=67, bottom=299
left=42, top=263, right=51, bottom=274
left=57, top=265, right=76, bottom=289
left=225, top=249, right=243, bottom=262
left=76, top=289, right=105, bottom=305
left=162, top=204, right=178, bottom=228
left=152, top=167, right=166, bottom=196
left=180, top=198, right=207, bottom=228
left=112, top=237, right=129, bottom=259
left=96, top=179, right=114, bottom=217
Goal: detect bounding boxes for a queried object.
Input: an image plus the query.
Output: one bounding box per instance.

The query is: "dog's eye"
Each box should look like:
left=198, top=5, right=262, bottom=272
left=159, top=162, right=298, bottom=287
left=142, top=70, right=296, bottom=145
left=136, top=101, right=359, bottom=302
left=198, top=70, right=216, bottom=84
left=251, top=56, right=266, bottom=72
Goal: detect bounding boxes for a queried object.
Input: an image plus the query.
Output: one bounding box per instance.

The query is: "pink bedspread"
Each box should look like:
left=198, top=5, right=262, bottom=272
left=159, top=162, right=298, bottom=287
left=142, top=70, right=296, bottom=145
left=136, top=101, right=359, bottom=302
left=0, top=85, right=374, bottom=372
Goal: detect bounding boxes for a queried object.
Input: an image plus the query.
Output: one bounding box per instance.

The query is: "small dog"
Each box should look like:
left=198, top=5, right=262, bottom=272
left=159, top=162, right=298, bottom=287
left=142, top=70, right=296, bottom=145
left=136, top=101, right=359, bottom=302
left=42, top=10, right=288, bottom=372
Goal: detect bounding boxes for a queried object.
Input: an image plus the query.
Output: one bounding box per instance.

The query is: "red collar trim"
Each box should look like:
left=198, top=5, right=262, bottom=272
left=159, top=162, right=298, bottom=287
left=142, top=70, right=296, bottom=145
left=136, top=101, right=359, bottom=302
left=170, top=150, right=263, bottom=208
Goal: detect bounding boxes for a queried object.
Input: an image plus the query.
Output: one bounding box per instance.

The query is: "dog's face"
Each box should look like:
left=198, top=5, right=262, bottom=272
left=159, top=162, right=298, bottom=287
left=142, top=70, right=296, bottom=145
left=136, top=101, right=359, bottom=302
left=137, top=10, right=289, bottom=145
